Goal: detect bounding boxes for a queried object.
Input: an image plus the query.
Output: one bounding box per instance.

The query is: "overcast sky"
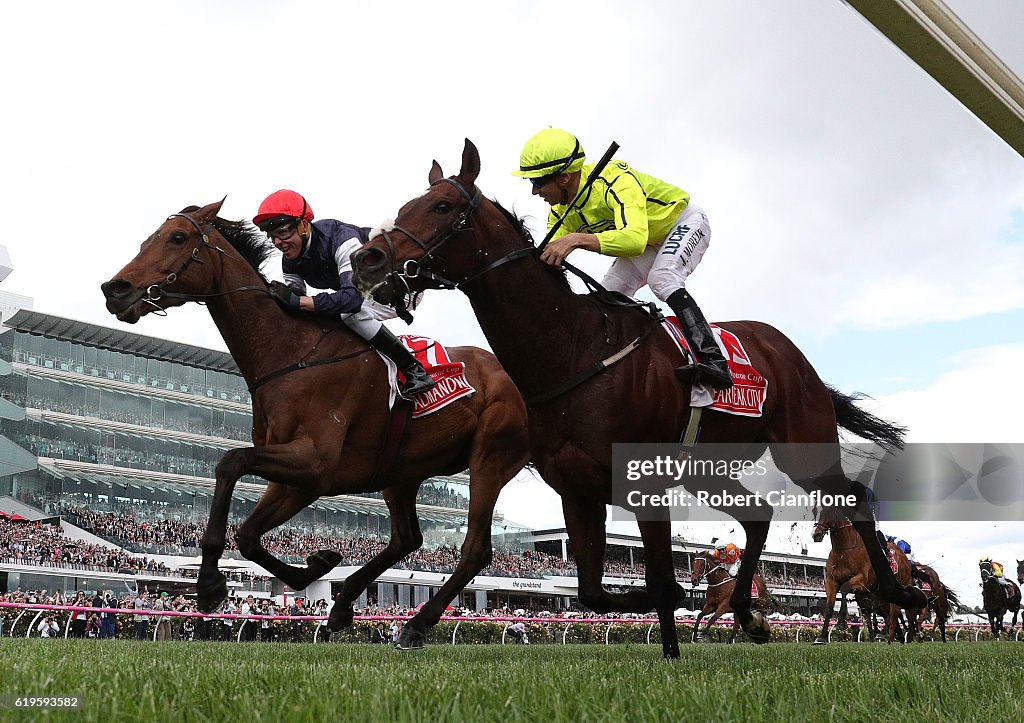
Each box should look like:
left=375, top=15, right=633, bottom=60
left=1, top=1, right=1022, bottom=603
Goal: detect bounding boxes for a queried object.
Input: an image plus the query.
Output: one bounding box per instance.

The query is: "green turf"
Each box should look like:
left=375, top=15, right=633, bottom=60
left=2, top=640, right=1023, bottom=722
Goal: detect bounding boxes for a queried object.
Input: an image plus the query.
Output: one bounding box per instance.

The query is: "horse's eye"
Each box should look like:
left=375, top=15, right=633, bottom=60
left=169, top=232, right=187, bottom=245
left=434, top=202, right=452, bottom=215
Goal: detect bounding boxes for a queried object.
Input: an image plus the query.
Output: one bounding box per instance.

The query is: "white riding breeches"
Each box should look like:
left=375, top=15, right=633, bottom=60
left=600, top=203, right=710, bottom=302
left=342, top=294, right=417, bottom=340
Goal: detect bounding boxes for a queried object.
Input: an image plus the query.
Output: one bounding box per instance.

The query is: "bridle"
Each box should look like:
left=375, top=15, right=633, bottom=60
left=365, top=177, right=537, bottom=299
left=140, top=212, right=266, bottom=315
left=693, top=555, right=731, bottom=587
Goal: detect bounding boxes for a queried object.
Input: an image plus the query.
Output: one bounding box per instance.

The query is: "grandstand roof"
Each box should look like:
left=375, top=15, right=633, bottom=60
left=3, top=309, right=238, bottom=373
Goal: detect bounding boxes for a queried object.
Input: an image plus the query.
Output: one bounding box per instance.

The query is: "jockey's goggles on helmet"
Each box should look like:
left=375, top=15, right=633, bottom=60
left=529, top=173, right=559, bottom=189
left=258, top=216, right=300, bottom=239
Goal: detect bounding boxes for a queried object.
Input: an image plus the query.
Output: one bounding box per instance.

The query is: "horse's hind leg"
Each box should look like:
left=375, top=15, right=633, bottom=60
left=637, top=517, right=683, bottom=658
left=328, top=484, right=423, bottom=633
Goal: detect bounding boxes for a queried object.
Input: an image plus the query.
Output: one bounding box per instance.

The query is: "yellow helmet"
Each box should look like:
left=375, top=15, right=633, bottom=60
left=512, top=128, right=586, bottom=179
left=980, top=556, right=990, bottom=564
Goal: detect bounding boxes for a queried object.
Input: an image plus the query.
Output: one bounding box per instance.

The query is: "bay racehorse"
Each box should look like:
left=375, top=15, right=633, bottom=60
left=911, top=563, right=960, bottom=643
left=100, top=200, right=530, bottom=646
left=350, top=139, right=926, bottom=658
left=980, top=560, right=1021, bottom=639
left=811, top=509, right=920, bottom=643
left=690, top=551, right=774, bottom=643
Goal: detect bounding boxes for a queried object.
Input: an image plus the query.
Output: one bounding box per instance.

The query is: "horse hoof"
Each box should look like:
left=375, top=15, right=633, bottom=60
left=745, top=611, right=771, bottom=645
left=306, top=550, right=343, bottom=578
left=326, top=604, right=355, bottom=632
left=197, top=572, right=228, bottom=613
left=395, top=627, right=426, bottom=650
left=812, top=637, right=828, bottom=645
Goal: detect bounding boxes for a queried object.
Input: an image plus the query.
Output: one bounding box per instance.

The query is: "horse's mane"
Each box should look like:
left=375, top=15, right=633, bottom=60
left=180, top=206, right=273, bottom=282
left=490, top=199, right=572, bottom=292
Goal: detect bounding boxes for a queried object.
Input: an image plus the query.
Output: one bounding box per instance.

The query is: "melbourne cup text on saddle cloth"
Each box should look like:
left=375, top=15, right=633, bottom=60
left=661, top=319, right=768, bottom=416
left=378, top=335, right=476, bottom=417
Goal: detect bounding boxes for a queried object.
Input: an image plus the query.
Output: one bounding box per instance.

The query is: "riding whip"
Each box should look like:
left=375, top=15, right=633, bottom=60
left=536, top=141, right=620, bottom=253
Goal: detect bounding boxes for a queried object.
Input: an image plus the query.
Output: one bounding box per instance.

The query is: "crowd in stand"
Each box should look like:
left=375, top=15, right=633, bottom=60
left=0, top=390, right=252, bottom=442
left=13, top=434, right=219, bottom=478
left=0, top=518, right=172, bottom=574
left=1, top=502, right=831, bottom=588
left=8, top=348, right=250, bottom=406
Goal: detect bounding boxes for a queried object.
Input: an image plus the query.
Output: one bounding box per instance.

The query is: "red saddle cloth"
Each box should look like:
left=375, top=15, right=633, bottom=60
left=662, top=319, right=769, bottom=417
left=397, top=335, right=475, bottom=418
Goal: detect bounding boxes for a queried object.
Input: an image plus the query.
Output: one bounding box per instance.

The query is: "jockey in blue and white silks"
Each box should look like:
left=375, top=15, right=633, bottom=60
left=254, top=189, right=435, bottom=400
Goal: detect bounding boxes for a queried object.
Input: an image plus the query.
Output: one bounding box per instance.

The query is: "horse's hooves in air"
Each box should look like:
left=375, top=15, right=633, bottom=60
left=326, top=603, right=355, bottom=632
left=196, top=571, right=228, bottom=613
left=744, top=611, right=771, bottom=645
left=306, top=550, right=344, bottom=578
left=395, top=627, right=426, bottom=650
left=812, top=637, right=828, bottom=645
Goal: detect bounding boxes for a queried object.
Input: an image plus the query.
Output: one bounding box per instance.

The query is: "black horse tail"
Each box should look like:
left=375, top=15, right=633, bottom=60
left=945, top=586, right=962, bottom=612
left=828, top=385, right=907, bottom=450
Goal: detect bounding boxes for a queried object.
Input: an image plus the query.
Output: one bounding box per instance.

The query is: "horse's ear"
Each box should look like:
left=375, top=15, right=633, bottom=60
left=198, top=196, right=226, bottom=221
left=458, top=138, right=480, bottom=186
left=429, top=161, right=443, bottom=185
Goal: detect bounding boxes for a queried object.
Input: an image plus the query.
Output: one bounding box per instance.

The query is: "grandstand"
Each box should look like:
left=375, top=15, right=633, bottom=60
left=0, top=308, right=828, bottom=615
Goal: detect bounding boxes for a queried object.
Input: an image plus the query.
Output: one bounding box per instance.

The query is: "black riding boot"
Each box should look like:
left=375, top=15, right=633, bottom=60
left=369, top=327, right=436, bottom=399
left=876, top=530, right=889, bottom=554
left=665, top=289, right=733, bottom=390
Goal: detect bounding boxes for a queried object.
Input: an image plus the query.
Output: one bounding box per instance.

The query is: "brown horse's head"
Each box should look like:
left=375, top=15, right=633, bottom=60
left=352, top=139, right=498, bottom=304
left=811, top=505, right=848, bottom=542
left=690, top=553, right=707, bottom=586
left=101, top=199, right=248, bottom=323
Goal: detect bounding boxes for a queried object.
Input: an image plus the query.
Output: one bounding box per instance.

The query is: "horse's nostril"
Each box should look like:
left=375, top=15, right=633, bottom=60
left=101, top=279, right=132, bottom=299
left=355, top=248, right=385, bottom=272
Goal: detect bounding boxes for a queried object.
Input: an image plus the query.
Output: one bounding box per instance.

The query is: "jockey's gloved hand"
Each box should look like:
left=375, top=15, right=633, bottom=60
left=268, top=281, right=301, bottom=309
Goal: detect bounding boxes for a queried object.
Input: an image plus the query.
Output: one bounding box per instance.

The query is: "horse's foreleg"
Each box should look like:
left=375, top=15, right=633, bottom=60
left=728, top=520, right=770, bottom=644
left=691, top=607, right=709, bottom=642
left=197, top=446, right=251, bottom=612
left=814, top=574, right=840, bottom=644
left=329, top=484, right=423, bottom=634
left=836, top=583, right=851, bottom=628
left=561, top=497, right=662, bottom=617
left=400, top=407, right=528, bottom=648
left=233, top=483, right=323, bottom=590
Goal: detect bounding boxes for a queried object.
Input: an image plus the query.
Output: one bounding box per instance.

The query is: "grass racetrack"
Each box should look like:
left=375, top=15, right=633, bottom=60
left=3, top=639, right=1024, bottom=722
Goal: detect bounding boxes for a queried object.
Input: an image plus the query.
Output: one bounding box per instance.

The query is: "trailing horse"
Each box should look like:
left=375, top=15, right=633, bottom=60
left=811, top=509, right=920, bottom=643
left=980, top=560, right=1021, bottom=639
left=690, top=551, right=774, bottom=643
left=911, top=563, right=960, bottom=643
left=101, top=200, right=530, bottom=647
left=350, top=139, right=926, bottom=658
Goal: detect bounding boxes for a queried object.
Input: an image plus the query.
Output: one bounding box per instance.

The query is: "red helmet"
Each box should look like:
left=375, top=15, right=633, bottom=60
left=253, top=189, right=314, bottom=230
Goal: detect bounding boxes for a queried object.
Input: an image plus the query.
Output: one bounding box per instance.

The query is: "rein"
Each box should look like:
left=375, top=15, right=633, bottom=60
left=368, top=177, right=662, bottom=405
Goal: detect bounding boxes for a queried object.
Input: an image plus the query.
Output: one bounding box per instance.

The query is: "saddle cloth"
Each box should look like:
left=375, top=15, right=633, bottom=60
left=661, top=318, right=769, bottom=417
left=379, top=334, right=476, bottom=418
